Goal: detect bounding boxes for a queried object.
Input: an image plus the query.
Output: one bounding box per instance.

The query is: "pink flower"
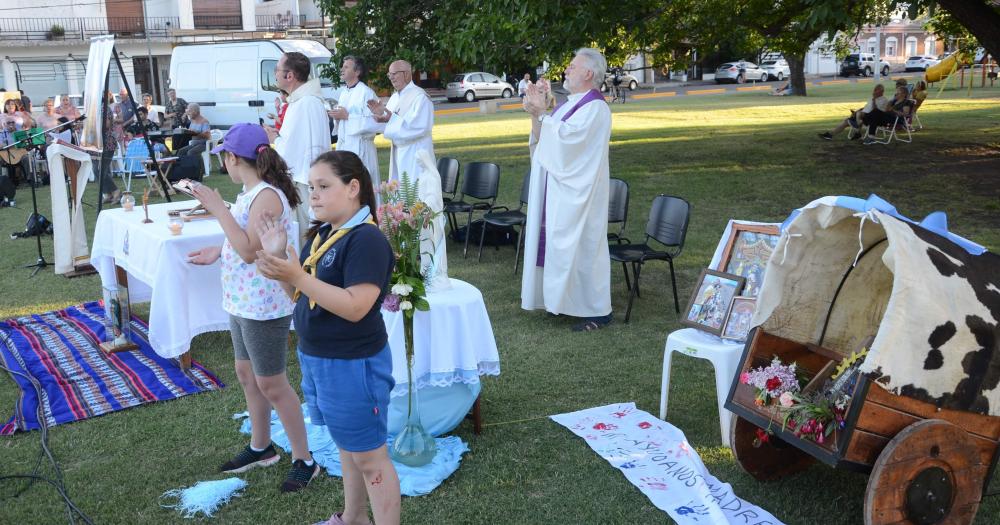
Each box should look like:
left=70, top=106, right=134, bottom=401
left=779, top=391, right=795, bottom=407
left=740, top=372, right=751, bottom=384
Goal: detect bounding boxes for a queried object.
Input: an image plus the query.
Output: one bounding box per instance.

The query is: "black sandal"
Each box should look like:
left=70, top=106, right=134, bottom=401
left=572, top=318, right=612, bottom=332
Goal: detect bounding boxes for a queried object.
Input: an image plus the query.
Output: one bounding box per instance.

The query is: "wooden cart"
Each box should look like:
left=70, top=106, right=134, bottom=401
left=722, top=197, right=1000, bottom=525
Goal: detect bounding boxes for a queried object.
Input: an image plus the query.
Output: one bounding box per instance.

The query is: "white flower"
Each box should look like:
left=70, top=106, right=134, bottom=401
left=391, top=283, right=414, bottom=296
left=400, top=300, right=413, bottom=311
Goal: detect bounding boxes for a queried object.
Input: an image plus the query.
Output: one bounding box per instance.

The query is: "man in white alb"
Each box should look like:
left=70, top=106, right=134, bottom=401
left=367, top=60, right=434, bottom=183
left=328, top=55, right=384, bottom=196
left=521, top=48, right=613, bottom=332
left=265, top=51, right=330, bottom=242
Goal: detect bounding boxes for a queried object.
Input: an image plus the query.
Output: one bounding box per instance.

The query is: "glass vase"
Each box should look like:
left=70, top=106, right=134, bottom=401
left=389, top=314, right=437, bottom=467
left=120, top=191, right=135, bottom=211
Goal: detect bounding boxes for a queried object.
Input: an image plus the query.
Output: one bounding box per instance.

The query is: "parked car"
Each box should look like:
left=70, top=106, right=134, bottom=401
left=600, top=71, right=639, bottom=92
left=839, top=53, right=891, bottom=77
left=904, top=55, right=940, bottom=71
left=169, top=39, right=337, bottom=128
left=715, top=61, right=768, bottom=84
left=760, top=59, right=791, bottom=81
left=446, top=72, right=515, bottom=102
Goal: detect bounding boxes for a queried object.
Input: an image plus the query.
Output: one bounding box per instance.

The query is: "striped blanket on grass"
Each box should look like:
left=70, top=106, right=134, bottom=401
left=0, top=301, right=224, bottom=435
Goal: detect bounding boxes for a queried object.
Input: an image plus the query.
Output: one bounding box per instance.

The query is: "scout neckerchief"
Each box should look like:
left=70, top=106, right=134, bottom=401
left=295, top=208, right=375, bottom=308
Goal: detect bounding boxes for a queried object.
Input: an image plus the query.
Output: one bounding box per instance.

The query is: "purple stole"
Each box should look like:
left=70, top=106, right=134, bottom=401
left=537, top=89, right=606, bottom=268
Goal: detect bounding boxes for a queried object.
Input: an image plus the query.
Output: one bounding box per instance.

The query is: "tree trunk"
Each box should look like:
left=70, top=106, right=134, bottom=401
left=936, top=0, right=1000, bottom=60
left=787, top=54, right=807, bottom=96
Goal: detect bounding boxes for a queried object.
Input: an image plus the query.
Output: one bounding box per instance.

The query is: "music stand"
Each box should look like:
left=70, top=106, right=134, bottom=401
left=1, top=118, right=81, bottom=277
left=93, top=51, right=171, bottom=218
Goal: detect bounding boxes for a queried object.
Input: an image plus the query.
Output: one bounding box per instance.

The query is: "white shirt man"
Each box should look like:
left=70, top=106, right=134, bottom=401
left=518, top=73, right=531, bottom=97
left=521, top=49, right=613, bottom=331
left=329, top=56, right=384, bottom=197
left=266, top=51, right=331, bottom=242
left=369, top=60, right=434, bottom=184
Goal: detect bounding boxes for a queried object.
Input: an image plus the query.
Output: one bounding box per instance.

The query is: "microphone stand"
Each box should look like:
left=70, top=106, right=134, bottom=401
left=1, top=117, right=84, bottom=277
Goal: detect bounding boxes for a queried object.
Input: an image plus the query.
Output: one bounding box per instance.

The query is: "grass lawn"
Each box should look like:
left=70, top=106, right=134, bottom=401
left=1, top=80, right=999, bottom=524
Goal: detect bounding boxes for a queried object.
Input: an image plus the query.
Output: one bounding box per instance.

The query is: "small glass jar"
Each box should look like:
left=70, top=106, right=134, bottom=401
left=120, top=191, right=135, bottom=212
left=167, top=214, right=184, bottom=236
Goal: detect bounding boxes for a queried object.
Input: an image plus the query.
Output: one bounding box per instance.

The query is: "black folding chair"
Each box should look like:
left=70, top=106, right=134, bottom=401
left=478, top=172, right=530, bottom=273
left=608, top=195, right=690, bottom=322
left=438, top=157, right=460, bottom=204
left=607, top=178, right=629, bottom=244
left=442, top=162, right=501, bottom=257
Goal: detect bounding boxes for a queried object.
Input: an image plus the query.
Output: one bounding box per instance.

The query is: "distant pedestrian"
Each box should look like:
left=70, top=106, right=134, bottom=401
left=518, top=73, right=531, bottom=97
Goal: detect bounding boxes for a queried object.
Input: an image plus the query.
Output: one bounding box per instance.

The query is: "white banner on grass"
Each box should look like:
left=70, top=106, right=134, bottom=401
left=551, top=402, right=784, bottom=525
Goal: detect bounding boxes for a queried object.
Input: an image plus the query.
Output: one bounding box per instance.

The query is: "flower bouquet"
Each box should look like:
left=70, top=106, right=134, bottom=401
left=740, top=357, right=801, bottom=406
left=377, top=174, right=439, bottom=467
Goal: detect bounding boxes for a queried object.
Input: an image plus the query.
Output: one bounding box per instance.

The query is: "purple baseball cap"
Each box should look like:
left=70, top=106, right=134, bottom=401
left=211, top=123, right=270, bottom=160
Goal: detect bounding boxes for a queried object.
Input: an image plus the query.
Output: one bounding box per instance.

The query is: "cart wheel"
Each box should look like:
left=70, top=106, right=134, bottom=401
left=864, top=419, right=985, bottom=525
left=730, top=414, right=815, bottom=481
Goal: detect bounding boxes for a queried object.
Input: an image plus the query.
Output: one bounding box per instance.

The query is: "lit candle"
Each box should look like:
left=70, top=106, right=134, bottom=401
left=168, top=219, right=183, bottom=235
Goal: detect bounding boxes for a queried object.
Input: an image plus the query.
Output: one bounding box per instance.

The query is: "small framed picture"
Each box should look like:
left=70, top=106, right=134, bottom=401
left=681, top=269, right=746, bottom=336
left=716, top=223, right=780, bottom=298
left=721, top=296, right=757, bottom=342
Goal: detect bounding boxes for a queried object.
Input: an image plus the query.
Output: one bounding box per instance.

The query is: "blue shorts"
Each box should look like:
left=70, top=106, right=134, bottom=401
left=298, top=345, right=394, bottom=453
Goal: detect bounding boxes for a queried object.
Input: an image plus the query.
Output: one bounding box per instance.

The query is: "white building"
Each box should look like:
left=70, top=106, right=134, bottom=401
left=0, top=0, right=329, bottom=105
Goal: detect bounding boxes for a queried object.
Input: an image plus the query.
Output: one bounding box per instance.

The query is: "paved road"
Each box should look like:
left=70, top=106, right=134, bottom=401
left=430, top=71, right=927, bottom=116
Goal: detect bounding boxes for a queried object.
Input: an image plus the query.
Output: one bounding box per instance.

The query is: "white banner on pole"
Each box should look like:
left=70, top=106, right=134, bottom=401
left=80, top=35, right=116, bottom=150
left=551, top=403, right=785, bottom=525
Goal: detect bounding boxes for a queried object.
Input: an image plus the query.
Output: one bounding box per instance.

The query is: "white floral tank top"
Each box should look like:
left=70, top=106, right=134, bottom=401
left=220, top=181, right=296, bottom=320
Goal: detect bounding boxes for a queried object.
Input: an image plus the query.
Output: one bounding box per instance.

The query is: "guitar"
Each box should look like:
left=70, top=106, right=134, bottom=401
left=0, top=148, right=27, bottom=165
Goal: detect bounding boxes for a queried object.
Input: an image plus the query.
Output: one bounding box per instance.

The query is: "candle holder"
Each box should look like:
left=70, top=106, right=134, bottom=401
left=168, top=213, right=184, bottom=236
left=141, top=187, right=153, bottom=224
left=120, top=191, right=135, bottom=211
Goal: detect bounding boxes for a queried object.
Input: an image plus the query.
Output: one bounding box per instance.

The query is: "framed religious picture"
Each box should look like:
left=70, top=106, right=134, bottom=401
left=681, top=269, right=745, bottom=336
left=716, top=223, right=780, bottom=298
left=721, top=296, right=757, bottom=342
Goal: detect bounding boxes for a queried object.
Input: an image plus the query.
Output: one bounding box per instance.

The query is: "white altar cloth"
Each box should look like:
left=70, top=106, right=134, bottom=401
left=91, top=200, right=228, bottom=358
left=382, top=278, right=501, bottom=398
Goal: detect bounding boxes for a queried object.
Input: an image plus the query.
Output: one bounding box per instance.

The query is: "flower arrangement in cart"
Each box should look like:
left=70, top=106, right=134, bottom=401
left=740, top=351, right=867, bottom=446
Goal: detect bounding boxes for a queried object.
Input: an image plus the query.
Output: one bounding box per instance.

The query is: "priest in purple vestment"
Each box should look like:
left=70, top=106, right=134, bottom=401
left=520, top=48, right=613, bottom=332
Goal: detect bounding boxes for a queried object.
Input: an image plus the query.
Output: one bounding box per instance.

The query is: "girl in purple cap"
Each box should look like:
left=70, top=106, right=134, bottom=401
left=187, top=123, right=320, bottom=492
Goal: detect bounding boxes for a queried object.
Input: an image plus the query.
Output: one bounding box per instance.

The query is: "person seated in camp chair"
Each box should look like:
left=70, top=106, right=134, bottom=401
left=818, top=84, right=890, bottom=141
left=860, top=86, right=912, bottom=144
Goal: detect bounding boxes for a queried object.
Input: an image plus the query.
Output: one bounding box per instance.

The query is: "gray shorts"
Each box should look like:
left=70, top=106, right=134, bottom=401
left=229, top=314, right=292, bottom=377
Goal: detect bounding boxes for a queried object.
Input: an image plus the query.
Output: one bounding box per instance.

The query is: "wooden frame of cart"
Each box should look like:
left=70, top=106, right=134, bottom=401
left=723, top=196, right=1000, bottom=525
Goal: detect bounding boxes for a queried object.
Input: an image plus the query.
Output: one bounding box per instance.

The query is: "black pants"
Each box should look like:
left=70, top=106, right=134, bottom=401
left=176, top=141, right=206, bottom=158
left=863, top=109, right=896, bottom=135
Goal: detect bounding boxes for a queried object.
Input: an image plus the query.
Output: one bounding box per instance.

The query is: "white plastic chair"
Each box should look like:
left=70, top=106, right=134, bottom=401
left=660, top=328, right=744, bottom=444
left=203, top=129, right=224, bottom=177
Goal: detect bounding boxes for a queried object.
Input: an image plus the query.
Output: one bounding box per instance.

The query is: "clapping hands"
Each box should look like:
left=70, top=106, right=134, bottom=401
left=523, top=79, right=551, bottom=117
left=254, top=212, right=302, bottom=283
left=367, top=98, right=390, bottom=122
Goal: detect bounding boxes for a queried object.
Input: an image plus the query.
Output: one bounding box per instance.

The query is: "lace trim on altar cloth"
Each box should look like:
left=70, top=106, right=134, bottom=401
left=390, top=361, right=500, bottom=398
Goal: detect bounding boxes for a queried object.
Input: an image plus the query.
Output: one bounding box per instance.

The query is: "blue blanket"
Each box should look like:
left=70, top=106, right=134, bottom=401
left=238, top=404, right=469, bottom=496
left=1, top=302, right=224, bottom=435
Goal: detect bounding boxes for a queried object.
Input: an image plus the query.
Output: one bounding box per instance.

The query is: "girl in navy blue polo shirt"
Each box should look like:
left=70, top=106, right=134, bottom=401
left=256, top=150, right=400, bottom=525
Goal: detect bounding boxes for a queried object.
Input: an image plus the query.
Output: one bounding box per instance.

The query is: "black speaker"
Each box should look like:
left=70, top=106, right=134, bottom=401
left=168, top=155, right=204, bottom=182
left=24, top=212, right=52, bottom=236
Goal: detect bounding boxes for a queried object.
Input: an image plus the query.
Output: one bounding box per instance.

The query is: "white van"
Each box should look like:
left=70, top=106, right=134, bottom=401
left=168, top=39, right=337, bottom=129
